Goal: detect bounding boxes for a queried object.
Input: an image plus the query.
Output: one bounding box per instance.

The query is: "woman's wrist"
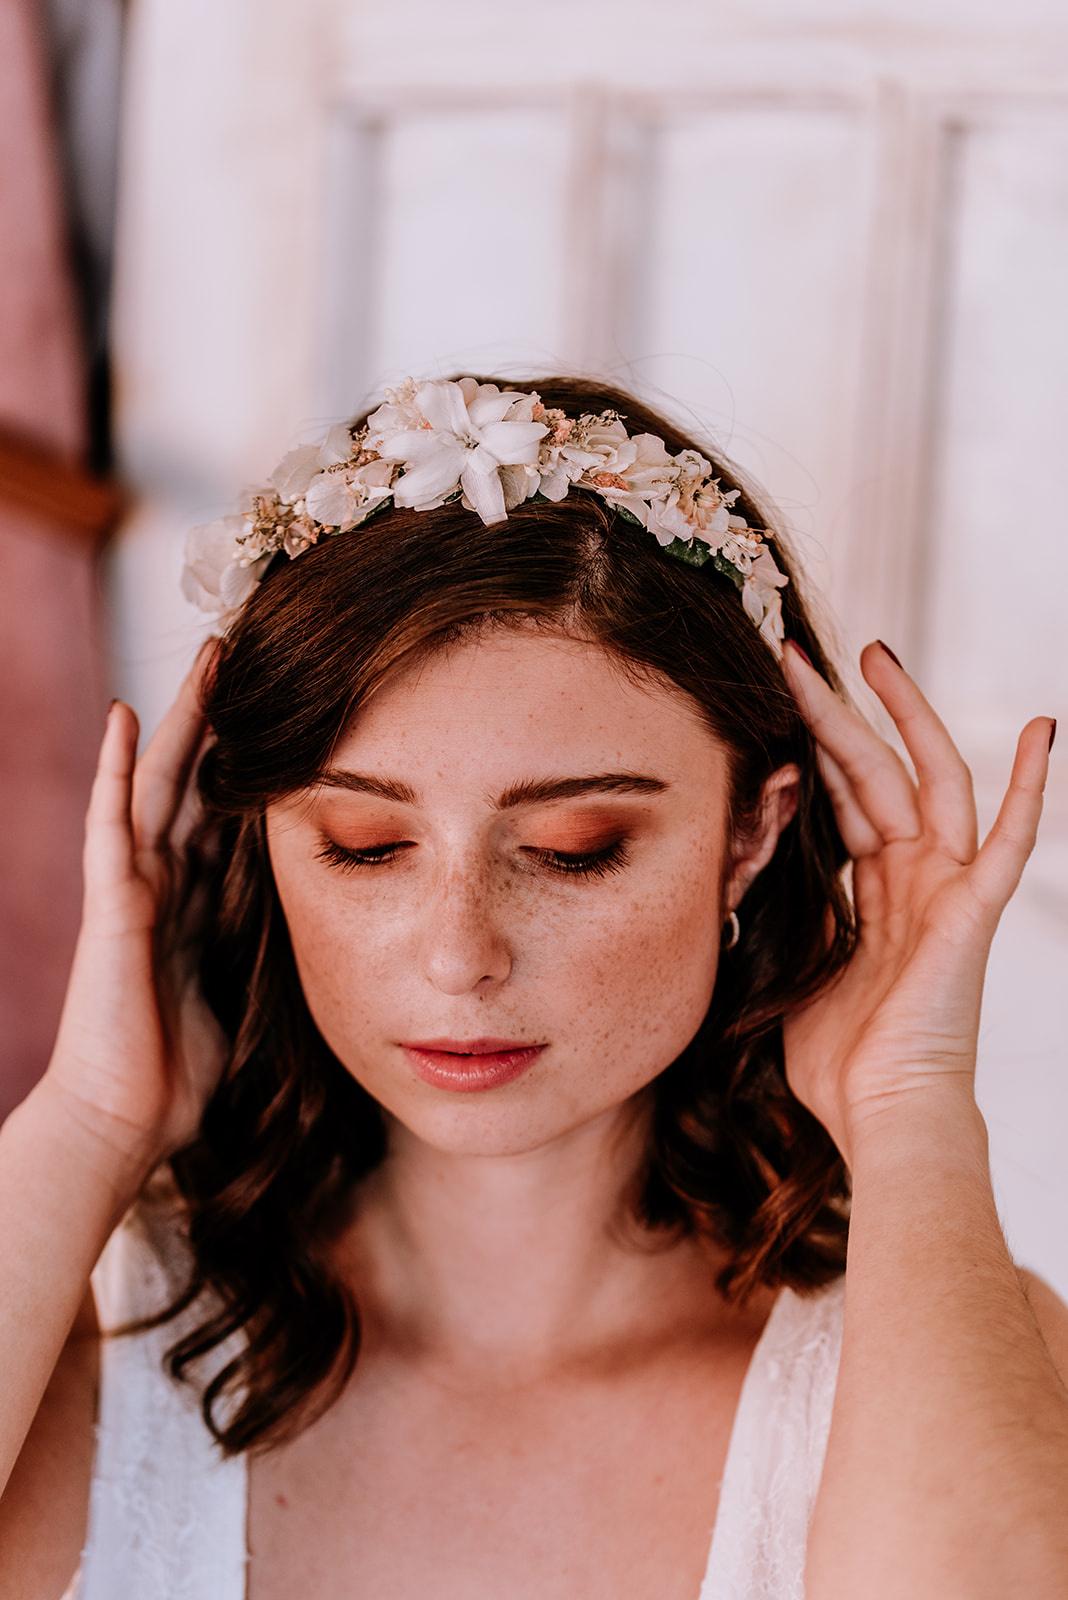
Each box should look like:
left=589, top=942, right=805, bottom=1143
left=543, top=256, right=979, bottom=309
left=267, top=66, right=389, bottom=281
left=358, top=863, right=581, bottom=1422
left=843, top=1080, right=990, bottom=1180
left=15, top=1071, right=162, bottom=1222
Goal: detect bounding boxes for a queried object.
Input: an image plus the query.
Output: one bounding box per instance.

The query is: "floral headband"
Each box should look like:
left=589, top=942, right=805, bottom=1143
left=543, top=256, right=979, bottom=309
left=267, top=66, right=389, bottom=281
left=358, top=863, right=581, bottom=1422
left=180, top=375, right=790, bottom=658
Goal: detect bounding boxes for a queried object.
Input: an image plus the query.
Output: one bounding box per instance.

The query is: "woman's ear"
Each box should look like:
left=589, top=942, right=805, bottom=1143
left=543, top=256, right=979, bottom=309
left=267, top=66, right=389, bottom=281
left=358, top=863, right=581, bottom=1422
left=723, top=763, right=801, bottom=912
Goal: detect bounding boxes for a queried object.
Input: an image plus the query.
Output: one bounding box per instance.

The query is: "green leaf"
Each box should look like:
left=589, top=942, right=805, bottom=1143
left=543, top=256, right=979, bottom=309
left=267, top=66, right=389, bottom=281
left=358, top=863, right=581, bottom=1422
left=659, top=535, right=711, bottom=568
left=708, top=551, right=744, bottom=592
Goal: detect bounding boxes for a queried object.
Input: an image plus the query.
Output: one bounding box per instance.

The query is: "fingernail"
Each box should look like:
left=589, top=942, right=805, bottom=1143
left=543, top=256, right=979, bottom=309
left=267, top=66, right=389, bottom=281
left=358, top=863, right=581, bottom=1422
left=876, top=639, right=903, bottom=668
left=105, top=697, right=118, bottom=727
left=788, top=640, right=814, bottom=668
left=1050, top=719, right=1057, bottom=753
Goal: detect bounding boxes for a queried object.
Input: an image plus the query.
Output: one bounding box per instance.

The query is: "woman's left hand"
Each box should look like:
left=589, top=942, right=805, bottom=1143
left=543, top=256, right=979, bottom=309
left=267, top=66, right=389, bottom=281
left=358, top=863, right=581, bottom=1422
left=779, top=638, right=1055, bottom=1170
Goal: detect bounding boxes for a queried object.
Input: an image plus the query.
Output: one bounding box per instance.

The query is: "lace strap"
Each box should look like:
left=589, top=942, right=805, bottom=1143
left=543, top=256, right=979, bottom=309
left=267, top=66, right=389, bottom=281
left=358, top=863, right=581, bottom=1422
left=700, top=1274, right=846, bottom=1599
left=70, top=1192, right=249, bottom=1600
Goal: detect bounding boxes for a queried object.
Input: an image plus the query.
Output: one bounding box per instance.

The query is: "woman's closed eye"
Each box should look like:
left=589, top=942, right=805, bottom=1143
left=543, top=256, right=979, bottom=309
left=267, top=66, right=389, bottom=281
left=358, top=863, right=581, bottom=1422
left=313, top=835, right=632, bottom=880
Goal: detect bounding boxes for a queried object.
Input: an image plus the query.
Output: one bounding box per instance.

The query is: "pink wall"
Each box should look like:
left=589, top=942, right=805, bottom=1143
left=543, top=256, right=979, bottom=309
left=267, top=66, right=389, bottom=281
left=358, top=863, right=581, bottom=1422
left=0, top=0, right=108, bottom=1117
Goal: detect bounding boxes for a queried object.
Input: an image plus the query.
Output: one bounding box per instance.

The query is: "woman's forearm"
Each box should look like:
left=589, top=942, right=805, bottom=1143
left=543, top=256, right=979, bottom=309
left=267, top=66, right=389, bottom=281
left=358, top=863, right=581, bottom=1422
left=804, top=1087, right=1068, bottom=1599
left=0, top=1078, right=151, bottom=1500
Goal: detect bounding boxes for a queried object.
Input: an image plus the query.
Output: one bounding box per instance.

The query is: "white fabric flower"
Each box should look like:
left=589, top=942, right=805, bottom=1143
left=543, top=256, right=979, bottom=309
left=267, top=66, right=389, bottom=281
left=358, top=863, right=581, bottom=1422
left=528, top=446, right=590, bottom=502
left=721, top=525, right=768, bottom=574
left=742, top=548, right=789, bottom=657
left=269, top=422, right=355, bottom=503
left=305, top=457, right=395, bottom=529
left=181, top=514, right=272, bottom=621
left=357, top=376, right=425, bottom=438
left=364, top=377, right=549, bottom=526
left=646, top=499, right=698, bottom=546
left=281, top=514, right=320, bottom=558
left=572, top=427, right=682, bottom=529
left=538, top=419, right=609, bottom=486
left=533, top=416, right=617, bottom=502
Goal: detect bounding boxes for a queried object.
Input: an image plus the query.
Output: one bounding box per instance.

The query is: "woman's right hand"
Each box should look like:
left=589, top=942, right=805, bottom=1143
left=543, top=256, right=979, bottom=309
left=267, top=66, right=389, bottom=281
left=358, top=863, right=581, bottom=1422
left=40, top=637, right=231, bottom=1180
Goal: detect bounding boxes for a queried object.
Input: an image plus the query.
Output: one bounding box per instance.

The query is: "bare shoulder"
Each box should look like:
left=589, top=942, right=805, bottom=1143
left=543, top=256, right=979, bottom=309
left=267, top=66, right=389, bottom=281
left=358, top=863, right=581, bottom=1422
left=0, top=1280, right=99, bottom=1598
left=1015, top=1264, right=1068, bottom=1385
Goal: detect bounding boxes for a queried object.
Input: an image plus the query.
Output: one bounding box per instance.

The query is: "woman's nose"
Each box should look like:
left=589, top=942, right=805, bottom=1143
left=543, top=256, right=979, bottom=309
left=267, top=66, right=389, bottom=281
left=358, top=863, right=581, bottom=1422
left=417, top=863, right=515, bottom=993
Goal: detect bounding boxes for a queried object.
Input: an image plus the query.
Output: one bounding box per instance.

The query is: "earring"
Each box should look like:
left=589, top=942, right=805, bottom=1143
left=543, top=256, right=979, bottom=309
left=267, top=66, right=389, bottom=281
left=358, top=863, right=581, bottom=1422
left=722, top=909, right=740, bottom=950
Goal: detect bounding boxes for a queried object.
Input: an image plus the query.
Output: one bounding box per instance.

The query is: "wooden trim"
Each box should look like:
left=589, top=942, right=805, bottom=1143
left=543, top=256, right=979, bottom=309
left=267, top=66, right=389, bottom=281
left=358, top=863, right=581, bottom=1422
left=0, top=426, right=126, bottom=546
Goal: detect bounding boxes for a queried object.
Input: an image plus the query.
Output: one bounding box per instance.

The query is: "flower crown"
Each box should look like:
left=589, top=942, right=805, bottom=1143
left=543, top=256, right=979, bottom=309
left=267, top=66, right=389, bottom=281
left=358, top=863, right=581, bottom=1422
left=180, top=375, right=790, bottom=657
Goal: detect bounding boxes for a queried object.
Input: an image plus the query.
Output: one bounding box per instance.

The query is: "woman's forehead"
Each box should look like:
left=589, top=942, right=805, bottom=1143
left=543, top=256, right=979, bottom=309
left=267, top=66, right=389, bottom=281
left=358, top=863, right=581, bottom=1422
left=336, top=628, right=721, bottom=763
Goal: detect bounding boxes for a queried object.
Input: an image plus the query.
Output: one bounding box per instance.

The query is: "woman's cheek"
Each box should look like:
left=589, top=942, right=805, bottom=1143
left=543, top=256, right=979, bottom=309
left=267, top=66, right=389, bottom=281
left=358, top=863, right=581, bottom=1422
left=553, top=872, right=719, bottom=1059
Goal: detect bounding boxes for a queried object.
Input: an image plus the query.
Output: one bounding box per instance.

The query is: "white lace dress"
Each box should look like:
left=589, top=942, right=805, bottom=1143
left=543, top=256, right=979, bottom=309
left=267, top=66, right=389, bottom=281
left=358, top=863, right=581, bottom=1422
left=60, top=1193, right=846, bottom=1600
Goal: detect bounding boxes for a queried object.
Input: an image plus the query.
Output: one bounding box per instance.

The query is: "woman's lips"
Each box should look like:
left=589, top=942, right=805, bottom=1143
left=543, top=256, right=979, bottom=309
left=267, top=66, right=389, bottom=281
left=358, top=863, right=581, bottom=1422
left=400, top=1043, right=547, bottom=1092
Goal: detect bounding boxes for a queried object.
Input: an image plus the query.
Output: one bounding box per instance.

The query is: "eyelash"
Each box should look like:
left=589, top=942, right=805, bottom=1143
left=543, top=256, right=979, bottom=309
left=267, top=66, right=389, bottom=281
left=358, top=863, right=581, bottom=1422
left=313, top=836, right=632, bottom=881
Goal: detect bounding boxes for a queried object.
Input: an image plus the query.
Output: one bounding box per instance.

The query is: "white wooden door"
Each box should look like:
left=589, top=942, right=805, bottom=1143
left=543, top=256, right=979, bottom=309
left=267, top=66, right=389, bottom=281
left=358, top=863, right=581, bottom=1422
left=109, top=0, right=1068, bottom=1288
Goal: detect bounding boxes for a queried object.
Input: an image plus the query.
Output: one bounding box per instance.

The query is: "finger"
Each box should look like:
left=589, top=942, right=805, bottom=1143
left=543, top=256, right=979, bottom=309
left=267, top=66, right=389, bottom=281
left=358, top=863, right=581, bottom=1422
left=783, top=641, right=921, bottom=842
left=83, top=700, right=140, bottom=901
left=131, top=639, right=219, bottom=852
left=814, top=743, right=884, bottom=858
left=965, top=718, right=1051, bottom=915
left=858, top=642, right=978, bottom=862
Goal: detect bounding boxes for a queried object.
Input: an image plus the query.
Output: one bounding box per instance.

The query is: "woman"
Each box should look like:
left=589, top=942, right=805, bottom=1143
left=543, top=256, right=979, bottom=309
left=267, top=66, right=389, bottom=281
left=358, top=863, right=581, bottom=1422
left=1, top=373, right=1066, bottom=1599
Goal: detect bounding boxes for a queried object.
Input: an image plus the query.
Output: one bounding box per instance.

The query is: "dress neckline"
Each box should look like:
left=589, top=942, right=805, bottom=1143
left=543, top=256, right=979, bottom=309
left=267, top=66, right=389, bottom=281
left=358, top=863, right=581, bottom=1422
left=238, top=1282, right=793, bottom=1600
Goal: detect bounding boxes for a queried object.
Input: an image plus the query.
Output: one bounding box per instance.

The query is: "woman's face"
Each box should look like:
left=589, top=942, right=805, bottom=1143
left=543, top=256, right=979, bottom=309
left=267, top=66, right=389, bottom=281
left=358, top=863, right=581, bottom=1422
left=265, top=626, right=797, bottom=1157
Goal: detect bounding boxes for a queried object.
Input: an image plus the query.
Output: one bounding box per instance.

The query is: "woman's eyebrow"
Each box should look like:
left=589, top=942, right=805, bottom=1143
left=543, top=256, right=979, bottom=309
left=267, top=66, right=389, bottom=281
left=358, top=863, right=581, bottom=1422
left=312, top=769, right=671, bottom=809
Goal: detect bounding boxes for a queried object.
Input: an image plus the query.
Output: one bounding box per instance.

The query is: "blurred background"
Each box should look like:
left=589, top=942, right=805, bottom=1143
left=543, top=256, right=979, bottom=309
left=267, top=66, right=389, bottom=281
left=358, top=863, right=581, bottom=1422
left=2, top=0, right=1065, bottom=1289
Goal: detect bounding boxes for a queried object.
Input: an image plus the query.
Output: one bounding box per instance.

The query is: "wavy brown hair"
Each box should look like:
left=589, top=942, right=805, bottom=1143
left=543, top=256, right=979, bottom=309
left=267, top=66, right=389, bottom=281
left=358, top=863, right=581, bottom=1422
left=105, top=372, right=860, bottom=1456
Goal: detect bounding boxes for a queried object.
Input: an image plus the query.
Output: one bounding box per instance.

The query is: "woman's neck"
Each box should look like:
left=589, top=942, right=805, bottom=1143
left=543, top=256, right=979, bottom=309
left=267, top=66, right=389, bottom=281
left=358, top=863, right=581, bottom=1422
left=327, top=1096, right=750, bottom=1385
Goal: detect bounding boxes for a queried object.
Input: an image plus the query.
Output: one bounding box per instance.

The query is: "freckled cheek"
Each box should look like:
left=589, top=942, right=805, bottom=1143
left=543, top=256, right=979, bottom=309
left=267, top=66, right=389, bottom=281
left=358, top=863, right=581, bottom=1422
left=266, top=856, right=364, bottom=1004
left=549, top=871, right=720, bottom=1048
left=276, top=895, right=386, bottom=1053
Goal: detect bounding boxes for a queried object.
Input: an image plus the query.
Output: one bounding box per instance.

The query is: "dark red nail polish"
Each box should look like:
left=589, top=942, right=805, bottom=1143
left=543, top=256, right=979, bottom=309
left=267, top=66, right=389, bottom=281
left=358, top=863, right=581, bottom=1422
left=789, top=640, right=814, bottom=668
left=1049, top=719, right=1057, bottom=753
left=876, top=639, right=903, bottom=669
